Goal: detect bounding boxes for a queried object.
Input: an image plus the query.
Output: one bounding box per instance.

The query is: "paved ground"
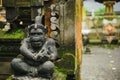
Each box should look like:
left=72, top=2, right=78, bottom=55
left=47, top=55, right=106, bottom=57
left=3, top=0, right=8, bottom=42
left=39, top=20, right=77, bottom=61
left=81, top=46, right=120, bottom=80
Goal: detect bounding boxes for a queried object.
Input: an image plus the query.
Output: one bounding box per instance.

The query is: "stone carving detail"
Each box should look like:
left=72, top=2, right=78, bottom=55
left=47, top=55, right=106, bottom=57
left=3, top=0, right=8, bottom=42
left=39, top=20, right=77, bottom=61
left=50, top=4, right=60, bottom=38
left=11, top=17, right=57, bottom=80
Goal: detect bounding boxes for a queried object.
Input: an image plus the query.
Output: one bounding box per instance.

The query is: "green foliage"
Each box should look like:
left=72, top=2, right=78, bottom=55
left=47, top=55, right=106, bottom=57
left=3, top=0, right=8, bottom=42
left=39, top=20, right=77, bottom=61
left=95, top=7, right=105, bottom=17
left=55, top=66, right=73, bottom=76
left=6, top=76, right=12, bottom=80
left=54, top=67, right=67, bottom=80
left=103, top=44, right=115, bottom=49
left=94, top=7, right=105, bottom=24
left=55, top=48, right=75, bottom=78
left=87, top=44, right=119, bottom=49
left=89, top=39, right=101, bottom=43
left=0, top=29, right=24, bottom=39
left=113, top=13, right=118, bottom=19
left=55, top=53, right=75, bottom=74
left=95, top=7, right=105, bottom=15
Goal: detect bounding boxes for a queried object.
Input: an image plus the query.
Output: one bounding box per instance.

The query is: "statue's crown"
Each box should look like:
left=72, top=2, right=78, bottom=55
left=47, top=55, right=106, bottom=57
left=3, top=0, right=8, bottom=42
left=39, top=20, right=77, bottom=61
left=28, top=23, right=48, bottom=34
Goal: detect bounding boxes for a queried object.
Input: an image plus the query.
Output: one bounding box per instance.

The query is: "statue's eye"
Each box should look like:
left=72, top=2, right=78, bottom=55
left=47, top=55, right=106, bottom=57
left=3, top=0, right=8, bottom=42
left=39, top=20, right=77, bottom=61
left=30, top=33, right=35, bottom=35
left=37, top=33, right=43, bottom=35
left=30, top=32, right=43, bottom=36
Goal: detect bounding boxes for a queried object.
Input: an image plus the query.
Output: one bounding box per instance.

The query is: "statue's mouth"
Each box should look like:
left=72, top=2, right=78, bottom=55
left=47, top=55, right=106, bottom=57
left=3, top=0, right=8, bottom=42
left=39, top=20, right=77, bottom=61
left=30, top=37, right=45, bottom=42
left=31, top=41, right=44, bottom=47
left=31, top=41, right=42, bottom=44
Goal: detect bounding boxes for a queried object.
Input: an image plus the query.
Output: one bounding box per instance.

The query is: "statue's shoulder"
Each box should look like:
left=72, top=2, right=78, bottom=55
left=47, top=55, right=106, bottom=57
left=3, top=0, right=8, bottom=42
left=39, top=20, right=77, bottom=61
left=46, top=38, right=55, bottom=45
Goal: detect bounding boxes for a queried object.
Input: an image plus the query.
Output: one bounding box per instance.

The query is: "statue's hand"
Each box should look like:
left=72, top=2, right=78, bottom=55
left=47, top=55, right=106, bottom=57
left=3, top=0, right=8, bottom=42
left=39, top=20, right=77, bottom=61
left=49, top=54, right=56, bottom=61
left=32, top=53, right=41, bottom=61
left=32, top=55, right=38, bottom=60
left=36, top=54, right=42, bottom=61
left=40, top=54, right=50, bottom=62
left=36, top=53, right=50, bottom=62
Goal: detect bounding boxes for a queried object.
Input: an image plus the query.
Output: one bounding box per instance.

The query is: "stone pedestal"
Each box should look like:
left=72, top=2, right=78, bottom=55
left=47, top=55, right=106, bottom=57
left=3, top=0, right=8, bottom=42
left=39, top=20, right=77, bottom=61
left=12, top=76, right=52, bottom=80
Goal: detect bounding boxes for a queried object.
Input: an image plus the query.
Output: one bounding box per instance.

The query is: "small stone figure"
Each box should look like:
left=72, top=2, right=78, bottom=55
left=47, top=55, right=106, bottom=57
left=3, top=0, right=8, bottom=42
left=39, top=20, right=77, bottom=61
left=11, top=23, right=57, bottom=80
left=82, top=34, right=91, bottom=54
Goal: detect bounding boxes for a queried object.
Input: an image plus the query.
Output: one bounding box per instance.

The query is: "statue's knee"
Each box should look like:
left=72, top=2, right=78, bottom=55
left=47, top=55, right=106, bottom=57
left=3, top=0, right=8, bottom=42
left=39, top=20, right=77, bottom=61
left=38, top=61, right=54, bottom=74
left=39, top=61, right=54, bottom=72
left=42, top=61, right=54, bottom=70
left=11, top=58, right=22, bottom=67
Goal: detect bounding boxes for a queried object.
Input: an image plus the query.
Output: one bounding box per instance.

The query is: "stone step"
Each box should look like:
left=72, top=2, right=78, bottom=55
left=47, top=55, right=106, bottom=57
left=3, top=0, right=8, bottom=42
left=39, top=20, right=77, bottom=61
left=0, top=62, right=12, bottom=79
left=0, top=74, right=10, bottom=80
left=0, top=57, right=13, bottom=62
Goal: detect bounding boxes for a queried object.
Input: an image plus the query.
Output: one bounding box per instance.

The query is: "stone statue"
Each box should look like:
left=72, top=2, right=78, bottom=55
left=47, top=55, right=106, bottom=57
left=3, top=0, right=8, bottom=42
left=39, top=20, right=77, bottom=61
left=11, top=22, right=57, bottom=80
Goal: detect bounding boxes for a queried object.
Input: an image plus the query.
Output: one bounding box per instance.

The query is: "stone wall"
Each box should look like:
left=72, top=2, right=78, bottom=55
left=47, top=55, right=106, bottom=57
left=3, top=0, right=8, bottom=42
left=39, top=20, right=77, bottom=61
left=59, top=0, right=75, bottom=46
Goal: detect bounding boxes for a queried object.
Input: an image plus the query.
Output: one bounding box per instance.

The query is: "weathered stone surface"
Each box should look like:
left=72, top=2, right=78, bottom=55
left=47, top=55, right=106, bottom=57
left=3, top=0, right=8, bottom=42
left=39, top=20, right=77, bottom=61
left=12, top=76, right=50, bottom=80
left=10, top=72, right=66, bottom=80
left=0, top=62, right=12, bottom=74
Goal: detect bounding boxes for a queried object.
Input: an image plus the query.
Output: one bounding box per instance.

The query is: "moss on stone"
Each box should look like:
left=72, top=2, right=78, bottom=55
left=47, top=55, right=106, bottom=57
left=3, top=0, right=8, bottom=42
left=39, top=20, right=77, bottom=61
left=0, top=29, right=24, bottom=39
left=6, top=76, right=12, bottom=80
left=55, top=53, right=75, bottom=75
left=54, top=69, right=67, bottom=80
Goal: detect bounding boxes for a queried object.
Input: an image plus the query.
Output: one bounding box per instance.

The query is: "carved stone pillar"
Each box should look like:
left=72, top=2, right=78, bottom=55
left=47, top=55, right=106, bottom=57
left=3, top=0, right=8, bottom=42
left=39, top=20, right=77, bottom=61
left=104, top=0, right=116, bottom=19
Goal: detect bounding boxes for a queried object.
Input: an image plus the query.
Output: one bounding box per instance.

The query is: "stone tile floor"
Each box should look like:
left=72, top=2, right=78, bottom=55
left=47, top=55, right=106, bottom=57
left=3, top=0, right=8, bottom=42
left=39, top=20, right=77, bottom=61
left=81, top=46, right=120, bottom=80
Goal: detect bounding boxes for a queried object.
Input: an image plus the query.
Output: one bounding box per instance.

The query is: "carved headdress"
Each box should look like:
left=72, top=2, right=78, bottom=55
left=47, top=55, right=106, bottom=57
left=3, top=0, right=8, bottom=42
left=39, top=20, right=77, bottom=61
left=28, top=16, right=48, bottom=34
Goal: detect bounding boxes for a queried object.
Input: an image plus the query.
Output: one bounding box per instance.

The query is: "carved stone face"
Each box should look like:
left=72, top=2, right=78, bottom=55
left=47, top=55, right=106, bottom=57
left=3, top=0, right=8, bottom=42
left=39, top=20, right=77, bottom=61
left=30, top=28, right=46, bottom=48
